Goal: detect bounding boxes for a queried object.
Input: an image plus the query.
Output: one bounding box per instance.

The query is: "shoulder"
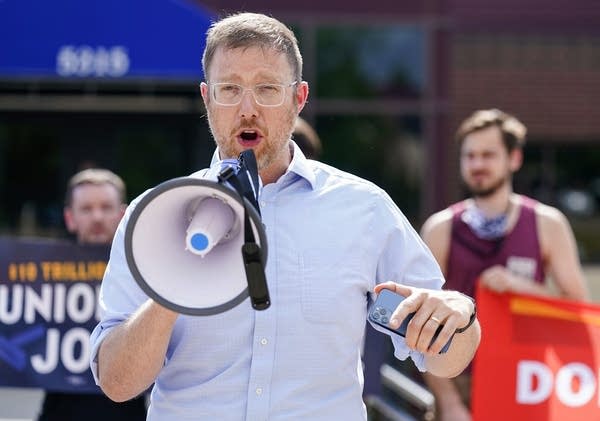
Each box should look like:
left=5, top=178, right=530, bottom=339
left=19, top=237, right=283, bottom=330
left=308, top=162, right=418, bottom=231
left=311, top=160, right=389, bottom=199
left=530, top=198, right=576, bottom=253
left=531, top=199, right=571, bottom=230
left=420, top=205, right=458, bottom=272
left=310, top=160, right=375, bottom=186
left=421, top=206, right=456, bottom=240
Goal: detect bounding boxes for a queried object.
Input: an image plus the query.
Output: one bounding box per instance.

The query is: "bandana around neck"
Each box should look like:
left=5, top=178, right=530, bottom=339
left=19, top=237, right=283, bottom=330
left=461, top=205, right=508, bottom=240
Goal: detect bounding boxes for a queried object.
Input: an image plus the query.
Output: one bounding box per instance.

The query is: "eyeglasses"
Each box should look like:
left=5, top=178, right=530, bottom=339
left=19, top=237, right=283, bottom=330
left=208, top=81, right=298, bottom=107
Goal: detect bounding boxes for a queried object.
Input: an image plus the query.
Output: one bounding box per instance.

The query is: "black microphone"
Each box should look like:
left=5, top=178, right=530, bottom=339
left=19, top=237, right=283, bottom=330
left=217, top=149, right=270, bottom=311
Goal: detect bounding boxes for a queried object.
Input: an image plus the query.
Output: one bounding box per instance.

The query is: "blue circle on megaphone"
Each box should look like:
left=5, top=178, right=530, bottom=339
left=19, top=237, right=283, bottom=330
left=190, top=233, right=209, bottom=251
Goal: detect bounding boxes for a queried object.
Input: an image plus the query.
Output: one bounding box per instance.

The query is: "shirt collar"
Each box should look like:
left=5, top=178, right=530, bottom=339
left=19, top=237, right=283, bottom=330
left=287, top=141, right=317, bottom=190
left=209, top=140, right=316, bottom=190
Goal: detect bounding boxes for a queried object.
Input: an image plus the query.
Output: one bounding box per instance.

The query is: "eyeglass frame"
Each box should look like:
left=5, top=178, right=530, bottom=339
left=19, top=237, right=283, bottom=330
left=203, top=81, right=299, bottom=107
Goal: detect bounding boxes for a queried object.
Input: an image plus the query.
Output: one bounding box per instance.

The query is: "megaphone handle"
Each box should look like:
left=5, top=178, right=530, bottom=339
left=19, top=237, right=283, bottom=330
left=242, top=242, right=270, bottom=310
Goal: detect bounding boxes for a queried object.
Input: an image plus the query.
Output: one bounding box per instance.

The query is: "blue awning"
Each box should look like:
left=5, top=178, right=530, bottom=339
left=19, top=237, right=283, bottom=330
left=0, top=0, right=215, bottom=80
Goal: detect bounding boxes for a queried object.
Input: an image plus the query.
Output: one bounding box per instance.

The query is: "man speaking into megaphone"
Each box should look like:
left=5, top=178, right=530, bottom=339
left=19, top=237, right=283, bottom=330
left=90, top=12, right=480, bottom=421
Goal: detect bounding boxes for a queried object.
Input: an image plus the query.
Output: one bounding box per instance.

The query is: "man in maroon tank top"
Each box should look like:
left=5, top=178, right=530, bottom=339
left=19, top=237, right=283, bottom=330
left=420, top=109, right=589, bottom=421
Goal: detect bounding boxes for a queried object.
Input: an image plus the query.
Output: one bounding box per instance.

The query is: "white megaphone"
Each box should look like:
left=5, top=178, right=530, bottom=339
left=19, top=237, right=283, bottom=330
left=124, top=150, right=270, bottom=316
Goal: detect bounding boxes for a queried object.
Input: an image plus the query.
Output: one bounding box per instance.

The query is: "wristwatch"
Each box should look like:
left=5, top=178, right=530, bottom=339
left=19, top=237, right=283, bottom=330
left=455, top=292, right=477, bottom=334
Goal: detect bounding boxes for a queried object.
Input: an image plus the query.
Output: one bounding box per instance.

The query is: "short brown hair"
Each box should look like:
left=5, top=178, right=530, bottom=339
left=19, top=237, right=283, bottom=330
left=455, top=109, right=527, bottom=152
left=202, top=12, right=303, bottom=83
left=65, top=168, right=126, bottom=206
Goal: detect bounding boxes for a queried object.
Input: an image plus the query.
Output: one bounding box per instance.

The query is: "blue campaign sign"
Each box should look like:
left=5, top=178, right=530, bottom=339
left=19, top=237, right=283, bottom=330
left=0, top=0, right=215, bottom=80
left=0, top=237, right=110, bottom=392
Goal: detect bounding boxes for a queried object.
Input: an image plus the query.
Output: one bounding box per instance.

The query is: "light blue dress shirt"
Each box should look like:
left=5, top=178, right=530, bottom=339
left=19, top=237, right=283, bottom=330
left=90, top=142, right=444, bottom=421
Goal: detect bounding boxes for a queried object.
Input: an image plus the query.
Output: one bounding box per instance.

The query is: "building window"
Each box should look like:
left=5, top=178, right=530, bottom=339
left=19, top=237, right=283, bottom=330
left=315, top=26, right=426, bottom=99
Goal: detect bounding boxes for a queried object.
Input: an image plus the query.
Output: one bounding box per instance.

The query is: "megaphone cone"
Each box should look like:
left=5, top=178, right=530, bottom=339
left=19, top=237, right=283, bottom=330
left=124, top=177, right=267, bottom=316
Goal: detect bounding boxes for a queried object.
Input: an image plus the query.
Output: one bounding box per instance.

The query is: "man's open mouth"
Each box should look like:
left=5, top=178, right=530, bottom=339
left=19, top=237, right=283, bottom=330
left=240, top=130, right=258, bottom=141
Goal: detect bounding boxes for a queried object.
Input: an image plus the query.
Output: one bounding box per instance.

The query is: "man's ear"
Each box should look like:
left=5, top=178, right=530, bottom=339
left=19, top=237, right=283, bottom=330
left=200, top=82, right=209, bottom=106
left=295, top=81, right=309, bottom=114
left=509, top=148, right=523, bottom=173
left=63, top=207, right=77, bottom=233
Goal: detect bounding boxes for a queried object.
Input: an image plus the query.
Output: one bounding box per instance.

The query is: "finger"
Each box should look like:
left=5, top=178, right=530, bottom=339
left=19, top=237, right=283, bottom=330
left=391, top=294, right=434, bottom=349
left=426, top=318, right=456, bottom=355
left=374, top=282, right=412, bottom=297
left=485, top=275, right=505, bottom=292
left=430, top=315, right=443, bottom=325
left=478, top=276, right=493, bottom=290
left=373, top=281, right=411, bottom=297
left=476, top=276, right=491, bottom=292
left=389, top=283, right=413, bottom=297
left=373, top=282, right=394, bottom=294
left=414, top=313, right=447, bottom=353
left=388, top=287, right=425, bottom=327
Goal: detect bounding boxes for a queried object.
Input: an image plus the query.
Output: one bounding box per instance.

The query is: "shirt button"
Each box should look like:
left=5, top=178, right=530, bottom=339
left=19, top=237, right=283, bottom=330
left=256, top=387, right=263, bottom=395
left=260, top=201, right=266, bottom=207
left=260, top=338, right=268, bottom=345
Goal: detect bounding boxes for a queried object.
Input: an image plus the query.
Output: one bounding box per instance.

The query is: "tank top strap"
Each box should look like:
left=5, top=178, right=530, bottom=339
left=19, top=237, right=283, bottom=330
left=514, top=195, right=538, bottom=227
left=450, top=200, right=469, bottom=222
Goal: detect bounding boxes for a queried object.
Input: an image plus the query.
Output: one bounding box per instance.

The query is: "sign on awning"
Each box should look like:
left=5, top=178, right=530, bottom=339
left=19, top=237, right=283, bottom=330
left=0, top=0, right=214, bottom=80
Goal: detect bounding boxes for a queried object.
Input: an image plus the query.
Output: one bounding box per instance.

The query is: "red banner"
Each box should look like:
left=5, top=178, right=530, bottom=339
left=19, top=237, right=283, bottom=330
left=472, top=288, right=600, bottom=420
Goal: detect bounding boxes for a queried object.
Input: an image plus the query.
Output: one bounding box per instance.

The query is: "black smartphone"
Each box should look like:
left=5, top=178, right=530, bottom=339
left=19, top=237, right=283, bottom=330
left=368, top=288, right=452, bottom=354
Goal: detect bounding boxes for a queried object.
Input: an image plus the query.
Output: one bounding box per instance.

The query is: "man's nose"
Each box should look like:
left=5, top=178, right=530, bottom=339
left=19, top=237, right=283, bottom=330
left=238, top=89, right=259, bottom=118
left=90, top=208, right=105, bottom=220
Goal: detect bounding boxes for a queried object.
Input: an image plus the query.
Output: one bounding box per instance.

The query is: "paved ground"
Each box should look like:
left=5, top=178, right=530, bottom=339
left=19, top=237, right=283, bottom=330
left=0, top=388, right=43, bottom=421
left=2, top=265, right=599, bottom=421
left=584, top=264, right=600, bottom=300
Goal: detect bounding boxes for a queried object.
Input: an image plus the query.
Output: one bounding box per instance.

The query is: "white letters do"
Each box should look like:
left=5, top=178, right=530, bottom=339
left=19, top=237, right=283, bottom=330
left=516, top=360, right=597, bottom=407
